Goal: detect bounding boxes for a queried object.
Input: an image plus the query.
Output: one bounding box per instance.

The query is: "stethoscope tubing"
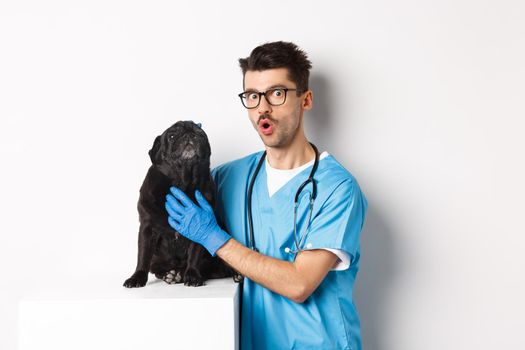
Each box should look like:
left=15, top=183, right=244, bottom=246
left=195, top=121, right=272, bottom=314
left=247, top=142, right=319, bottom=253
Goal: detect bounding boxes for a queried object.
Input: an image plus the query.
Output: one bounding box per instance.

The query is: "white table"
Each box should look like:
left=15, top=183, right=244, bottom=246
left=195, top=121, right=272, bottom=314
left=18, top=274, right=240, bottom=350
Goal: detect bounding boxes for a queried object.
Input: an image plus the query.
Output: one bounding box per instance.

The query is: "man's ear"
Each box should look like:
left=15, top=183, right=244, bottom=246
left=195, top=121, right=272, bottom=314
left=148, top=135, right=162, bottom=164
left=302, top=90, right=313, bottom=111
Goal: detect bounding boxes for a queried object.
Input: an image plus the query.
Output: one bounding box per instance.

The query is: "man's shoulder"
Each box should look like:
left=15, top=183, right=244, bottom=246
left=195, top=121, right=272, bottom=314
left=321, top=154, right=357, bottom=184
left=319, top=153, right=366, bottom=200
left=212, top=151, right=264, bottom=181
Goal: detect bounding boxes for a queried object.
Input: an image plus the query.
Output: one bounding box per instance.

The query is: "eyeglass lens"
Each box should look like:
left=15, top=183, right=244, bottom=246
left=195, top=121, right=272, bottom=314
left=243, top=88, right=287, bottom=108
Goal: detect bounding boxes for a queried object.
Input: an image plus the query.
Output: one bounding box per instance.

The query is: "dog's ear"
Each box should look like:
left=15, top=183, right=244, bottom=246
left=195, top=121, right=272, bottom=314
left=148, top=135, right=162, bottom=165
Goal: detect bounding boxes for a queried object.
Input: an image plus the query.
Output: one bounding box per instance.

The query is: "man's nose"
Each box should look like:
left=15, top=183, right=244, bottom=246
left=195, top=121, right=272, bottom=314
left=257, top=95, right=272, bottom=115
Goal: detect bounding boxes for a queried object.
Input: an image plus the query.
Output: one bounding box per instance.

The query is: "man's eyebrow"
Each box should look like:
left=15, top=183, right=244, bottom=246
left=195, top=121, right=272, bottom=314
left=244, top=84, right=290, bottom=92
left=267, top=84, right=289, bottom=90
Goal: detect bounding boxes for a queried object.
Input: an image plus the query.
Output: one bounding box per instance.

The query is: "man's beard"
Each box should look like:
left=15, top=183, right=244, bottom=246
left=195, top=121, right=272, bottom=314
left=257, top=114, right=301, bottom=148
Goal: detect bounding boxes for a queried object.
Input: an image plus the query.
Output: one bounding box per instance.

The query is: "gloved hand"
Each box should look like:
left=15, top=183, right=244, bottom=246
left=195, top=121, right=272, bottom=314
left=165, top=187, right=230, bottom=257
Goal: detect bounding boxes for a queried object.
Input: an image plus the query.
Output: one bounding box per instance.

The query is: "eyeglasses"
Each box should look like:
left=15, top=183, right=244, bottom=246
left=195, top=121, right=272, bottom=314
left=238, top=88, right=301, bottom=109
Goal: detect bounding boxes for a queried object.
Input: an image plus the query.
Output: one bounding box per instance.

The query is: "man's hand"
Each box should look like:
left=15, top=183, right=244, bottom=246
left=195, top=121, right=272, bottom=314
left=165, top=187, right=230, bottom=256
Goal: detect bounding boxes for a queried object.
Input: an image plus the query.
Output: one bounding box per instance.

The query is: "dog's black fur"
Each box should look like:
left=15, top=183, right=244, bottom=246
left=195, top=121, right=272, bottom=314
left=123, top=121, right=233, bottom=288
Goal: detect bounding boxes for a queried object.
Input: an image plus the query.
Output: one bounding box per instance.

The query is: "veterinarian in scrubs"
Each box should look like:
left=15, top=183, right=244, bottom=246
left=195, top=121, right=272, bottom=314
left=165, top=41, right=367, bottom=350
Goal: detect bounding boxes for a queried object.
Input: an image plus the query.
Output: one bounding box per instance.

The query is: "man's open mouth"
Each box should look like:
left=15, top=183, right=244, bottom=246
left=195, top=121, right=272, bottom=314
left=258, top=119, right=274, bottom=135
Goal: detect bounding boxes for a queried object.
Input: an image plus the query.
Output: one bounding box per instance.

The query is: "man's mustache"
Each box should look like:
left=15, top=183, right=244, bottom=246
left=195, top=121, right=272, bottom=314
left=258, top=114, right=275, bottom=124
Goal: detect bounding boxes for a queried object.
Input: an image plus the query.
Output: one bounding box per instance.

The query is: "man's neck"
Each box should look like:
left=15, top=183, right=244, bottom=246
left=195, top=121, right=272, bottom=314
left=265, top=136, right=316, bottom=170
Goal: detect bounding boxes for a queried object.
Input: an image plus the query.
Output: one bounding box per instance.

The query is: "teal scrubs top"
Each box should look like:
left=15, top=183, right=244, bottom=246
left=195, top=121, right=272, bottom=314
left=212, top=152, right=368, bottom=350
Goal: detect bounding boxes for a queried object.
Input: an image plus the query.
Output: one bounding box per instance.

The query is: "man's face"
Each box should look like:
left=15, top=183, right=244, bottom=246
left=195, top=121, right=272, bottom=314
left=243, top=68, right=311, bottom=149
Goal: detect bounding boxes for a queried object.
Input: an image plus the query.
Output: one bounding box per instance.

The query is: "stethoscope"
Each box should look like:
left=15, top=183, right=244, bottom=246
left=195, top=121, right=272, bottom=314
left=247, top=142, right=319, bottom=255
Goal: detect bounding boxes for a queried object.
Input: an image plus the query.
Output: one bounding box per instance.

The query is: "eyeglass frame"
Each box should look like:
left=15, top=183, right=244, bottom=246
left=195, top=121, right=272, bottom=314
left=238, top=87, right=302, bottom=109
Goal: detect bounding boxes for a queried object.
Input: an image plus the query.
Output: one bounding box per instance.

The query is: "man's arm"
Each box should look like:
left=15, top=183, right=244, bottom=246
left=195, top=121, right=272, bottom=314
left=165, top=187, right=339, bottom=303
left=217, top=238, right=338, bottom=303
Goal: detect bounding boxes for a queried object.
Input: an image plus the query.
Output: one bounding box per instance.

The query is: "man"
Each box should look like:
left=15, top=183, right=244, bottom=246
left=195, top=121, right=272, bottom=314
left=165, top=41, right=368, bottom=349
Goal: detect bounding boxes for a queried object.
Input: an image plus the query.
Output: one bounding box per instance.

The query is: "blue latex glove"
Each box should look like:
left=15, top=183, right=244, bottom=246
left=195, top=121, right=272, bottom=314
left=165, top=187, right=230, bottom=257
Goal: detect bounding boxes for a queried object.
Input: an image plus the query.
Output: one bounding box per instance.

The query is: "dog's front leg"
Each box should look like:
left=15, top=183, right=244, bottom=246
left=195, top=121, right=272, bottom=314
left=183, top=242, right=208, bottom=286
left=123, top=224, right=159, bottom=288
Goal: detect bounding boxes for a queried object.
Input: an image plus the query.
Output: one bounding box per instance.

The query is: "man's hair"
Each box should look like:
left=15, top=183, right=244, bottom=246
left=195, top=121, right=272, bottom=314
left=239, top=41, right=312, bottom=94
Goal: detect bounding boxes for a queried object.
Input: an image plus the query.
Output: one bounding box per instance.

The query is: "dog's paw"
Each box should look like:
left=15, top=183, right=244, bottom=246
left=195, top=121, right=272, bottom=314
left=162, top=270, right=182, bottom=284
left=123, top=270, right=148, bottom=288
left=183, top=268, right=204, bottom=287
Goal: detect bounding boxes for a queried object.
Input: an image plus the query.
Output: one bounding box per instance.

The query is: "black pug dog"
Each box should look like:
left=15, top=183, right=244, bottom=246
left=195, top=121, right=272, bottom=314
left=123, top=120, right=233, bottom=288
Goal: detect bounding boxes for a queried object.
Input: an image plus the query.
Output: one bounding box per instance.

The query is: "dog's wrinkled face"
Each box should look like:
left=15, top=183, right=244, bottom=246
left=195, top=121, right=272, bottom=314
left=149, top=121, right=211, bottom=167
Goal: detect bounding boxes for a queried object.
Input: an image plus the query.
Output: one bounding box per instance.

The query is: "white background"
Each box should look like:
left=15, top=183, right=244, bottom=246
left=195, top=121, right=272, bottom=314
left=1, top=1, right=524, bottom=349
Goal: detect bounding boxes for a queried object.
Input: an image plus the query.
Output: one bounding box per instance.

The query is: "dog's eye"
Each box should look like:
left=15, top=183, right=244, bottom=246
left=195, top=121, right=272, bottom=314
left=168, top=134, right=175, bottom=142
